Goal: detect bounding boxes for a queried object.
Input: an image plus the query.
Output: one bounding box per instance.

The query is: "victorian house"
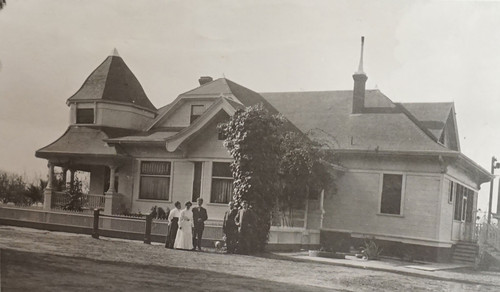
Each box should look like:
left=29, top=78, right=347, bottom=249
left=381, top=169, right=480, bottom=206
left=36, top=42, right=491, bottom=260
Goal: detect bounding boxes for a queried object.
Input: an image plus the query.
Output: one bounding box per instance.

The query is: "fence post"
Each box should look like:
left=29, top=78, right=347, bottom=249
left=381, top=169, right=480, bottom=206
left=144, top=213, right=152, bottom=244
left=92, top=208, right=100, bottom=239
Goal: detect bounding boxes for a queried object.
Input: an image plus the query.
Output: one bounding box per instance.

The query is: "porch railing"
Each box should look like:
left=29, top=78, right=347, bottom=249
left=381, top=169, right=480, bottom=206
left=271, top=208, right=306, bottom=228
left=51, top=191, right=105, bottom=210
left=82, top=194, right=106, bottom=209
left=479, top=223, right=500, bottom=252
left=51, top=191, right=69, bottom=208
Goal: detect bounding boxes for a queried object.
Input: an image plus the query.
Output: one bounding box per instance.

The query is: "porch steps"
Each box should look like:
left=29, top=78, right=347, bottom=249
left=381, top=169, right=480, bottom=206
left=452, top=241, right=478, bottom=264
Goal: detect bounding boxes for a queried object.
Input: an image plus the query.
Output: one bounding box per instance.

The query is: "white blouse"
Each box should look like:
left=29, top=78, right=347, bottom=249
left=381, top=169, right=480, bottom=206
left=168, top=208, right=181, bottom=223
left=179, top=208, right=194, bottom=228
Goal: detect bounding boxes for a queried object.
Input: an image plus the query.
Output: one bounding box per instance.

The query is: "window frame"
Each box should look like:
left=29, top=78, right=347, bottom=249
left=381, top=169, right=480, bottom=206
left=138, top=160, right=172, bottom=201
left=378, top=173, right=405, bottom=217
left=191, top=161, right=203, bottom=202
left=76, top=108, right=95, bottom=124
left=448, top=180, right=455, bottom=204
left=210, top=161, right=234, bottom=204
left=453, top=182, right=475, bottom=222
left=190, top=105, right=205, bottom=124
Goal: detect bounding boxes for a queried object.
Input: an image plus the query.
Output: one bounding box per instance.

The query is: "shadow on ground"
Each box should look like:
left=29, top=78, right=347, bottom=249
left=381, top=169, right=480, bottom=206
left=0, top=249, right=337, bottom=292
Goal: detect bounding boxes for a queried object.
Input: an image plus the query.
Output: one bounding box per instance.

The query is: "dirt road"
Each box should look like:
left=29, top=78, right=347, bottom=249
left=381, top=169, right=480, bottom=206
left=1, top=249, right=335, bottom=292
left=0, top=226, right=499, bottom=291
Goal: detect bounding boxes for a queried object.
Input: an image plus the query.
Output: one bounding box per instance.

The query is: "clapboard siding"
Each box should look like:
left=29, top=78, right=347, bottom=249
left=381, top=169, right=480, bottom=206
left=158, top=100, right=214, bottom=128
left=324, top=170, right=442, bottom=243
left=439, top=177, right=454, bottom=242
left=187, top=114, right=232, bottom=159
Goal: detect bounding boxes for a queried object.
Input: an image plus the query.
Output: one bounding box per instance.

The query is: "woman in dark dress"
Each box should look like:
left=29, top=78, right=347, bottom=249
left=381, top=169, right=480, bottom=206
left=165, top=201, right=182, bottom=248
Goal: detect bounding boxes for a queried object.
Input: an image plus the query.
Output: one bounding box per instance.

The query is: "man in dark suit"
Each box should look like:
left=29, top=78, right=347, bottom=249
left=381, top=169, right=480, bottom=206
left=222, top=201, right=238, bottom=253
left=192, top=198, right=208, bottom=251
left=235, top=200, right=254, bottom=254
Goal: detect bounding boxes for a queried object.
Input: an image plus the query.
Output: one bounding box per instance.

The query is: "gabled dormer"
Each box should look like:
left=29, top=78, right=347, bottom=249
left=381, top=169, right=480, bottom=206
left=66, top=49, right=157, bottom=130
left=400, top=102, right=460, bottom=151
left=438, top=105, right=460, bottom=151
left=147, top=77, right=240, bottom=131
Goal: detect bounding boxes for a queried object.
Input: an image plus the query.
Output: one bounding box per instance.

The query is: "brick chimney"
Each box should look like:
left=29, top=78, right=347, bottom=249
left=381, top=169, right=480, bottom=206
left=198, top=76, right=213, bottom=86
left=352, top=36, right=367, bottom=114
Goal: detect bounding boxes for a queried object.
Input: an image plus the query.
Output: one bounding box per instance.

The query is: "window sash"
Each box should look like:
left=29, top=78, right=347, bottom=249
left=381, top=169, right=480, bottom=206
left=454, top=184, right=464, bottom=221
left=453, top=183, right=474, bottom=222
left=76, top=109, right=94, bottom=124
left=448, top=181, right=454, bottom=203
left=380, top=174, right=403, bottom=215
left=190, top=105, right=204, bottom=124
left=211, top=178, right=233, bottom=204
left=192, top=162, right=202, bottom=202
left=212, top=162, right=232, bottom=178
left=139, top=176, right=170, bottom=200
left=141, top=161, right=170, bottom=175
left=139, top=161, right=171, bottom=200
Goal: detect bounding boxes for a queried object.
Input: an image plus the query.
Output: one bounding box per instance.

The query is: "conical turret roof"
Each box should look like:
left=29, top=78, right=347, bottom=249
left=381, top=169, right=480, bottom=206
left=67, top=49, right=157, bottom=111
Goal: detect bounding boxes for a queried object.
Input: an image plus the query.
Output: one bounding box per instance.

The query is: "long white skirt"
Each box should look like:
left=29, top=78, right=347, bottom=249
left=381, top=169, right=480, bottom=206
left=173, top=220, right=193, bottom=250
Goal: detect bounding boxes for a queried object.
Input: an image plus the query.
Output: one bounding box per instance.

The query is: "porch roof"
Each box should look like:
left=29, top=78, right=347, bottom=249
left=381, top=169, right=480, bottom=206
left=35, top=126, right=131, bottom=159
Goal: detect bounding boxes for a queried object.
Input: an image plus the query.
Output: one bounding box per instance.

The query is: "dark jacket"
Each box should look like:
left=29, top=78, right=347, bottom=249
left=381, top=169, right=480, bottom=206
left=235, top=208, right=254, bottom=232
left=192, top=206, right=208, bottom=229
left=223, top=209, right=238, bottom=234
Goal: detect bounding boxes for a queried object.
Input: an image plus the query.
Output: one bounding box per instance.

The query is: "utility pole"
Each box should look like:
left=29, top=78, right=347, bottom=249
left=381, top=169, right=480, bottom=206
left=488, top=156, right=499, bottom=224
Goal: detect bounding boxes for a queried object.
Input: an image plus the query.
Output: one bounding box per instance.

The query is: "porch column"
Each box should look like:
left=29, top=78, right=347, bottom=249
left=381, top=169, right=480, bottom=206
left=104, top=166, right=116, bottom=215
left=61, top=167, right=68, bottom=190
left=43, top=162, right=55, bottom=210
left=69, top=169, right=75, bottom=189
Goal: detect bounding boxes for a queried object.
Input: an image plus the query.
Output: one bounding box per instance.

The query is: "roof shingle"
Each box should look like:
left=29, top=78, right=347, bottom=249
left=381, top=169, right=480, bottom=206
left=67, top=53, right=157, bottom=111
left=261, top=90, right=450, bottom=153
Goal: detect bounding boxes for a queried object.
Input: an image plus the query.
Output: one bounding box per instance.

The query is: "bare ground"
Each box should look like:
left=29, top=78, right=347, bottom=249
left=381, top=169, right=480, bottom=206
left=0, top=226, right=499, bottom=291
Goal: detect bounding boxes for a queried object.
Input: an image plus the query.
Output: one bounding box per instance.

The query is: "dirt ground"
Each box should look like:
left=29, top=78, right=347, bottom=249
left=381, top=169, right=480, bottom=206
left=0, top=226, right=499, bottom=291
left=1, top=249, right=332, bottom=292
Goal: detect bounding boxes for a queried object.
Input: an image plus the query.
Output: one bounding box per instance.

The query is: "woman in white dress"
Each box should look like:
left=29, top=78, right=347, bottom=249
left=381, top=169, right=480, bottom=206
left=173, top=201, right=194, bottom=250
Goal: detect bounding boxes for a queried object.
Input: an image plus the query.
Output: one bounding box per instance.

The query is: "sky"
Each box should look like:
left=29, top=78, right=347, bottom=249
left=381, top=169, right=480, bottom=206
left=0, top=0, right=500, bottom=212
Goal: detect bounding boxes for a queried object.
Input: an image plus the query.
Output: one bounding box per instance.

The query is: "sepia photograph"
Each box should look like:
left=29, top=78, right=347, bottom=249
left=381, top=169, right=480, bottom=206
left=1, top=0, right=500, bottom=291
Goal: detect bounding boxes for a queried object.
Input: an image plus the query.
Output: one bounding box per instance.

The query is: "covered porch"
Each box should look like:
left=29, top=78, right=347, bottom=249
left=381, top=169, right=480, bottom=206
left=35, top=126, right=133, bottom=215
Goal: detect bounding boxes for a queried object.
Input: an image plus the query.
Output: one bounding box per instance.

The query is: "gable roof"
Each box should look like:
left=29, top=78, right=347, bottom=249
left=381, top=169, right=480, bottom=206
left=179, top=78, right=235, bottom=97
left=400, top=102, right=453, bottom=139
left=67, top=50, right=157, bottom=112
left=147, top=78, right=285, bottom=131
left=261, top=90, right=450, bottom=153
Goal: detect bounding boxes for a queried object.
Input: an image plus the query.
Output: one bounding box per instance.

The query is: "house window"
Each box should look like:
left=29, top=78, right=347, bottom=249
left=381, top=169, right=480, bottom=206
left=76, top=108, right=94, bottom=124
left=454, top=184, right=464, bottom=221
left=448, top=181, right=454, bottom=204
left=190, top=105, right=205, bottom=124
left=454, top=184, right=474, bottom=222
left=192, top=162, right=202, bottom=202
left=380, top=174, right=403, bottom=215
left=211, top=162, right=233, bottom=204
left=139, top=161, right=171, bottom=200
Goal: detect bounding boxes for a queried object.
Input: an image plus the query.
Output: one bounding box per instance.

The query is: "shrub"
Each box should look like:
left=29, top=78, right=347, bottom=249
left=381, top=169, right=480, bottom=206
left=63, top=178, right=83, bottom=211
left=362, top=238, right=383, bottom=260
left=23, top=179, right=47, bottom=204
left=0, top=172, right=31, bottom=205
left=121, top=209, right=144, bottom=217
left=150, top=205, right=169, bottom=219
